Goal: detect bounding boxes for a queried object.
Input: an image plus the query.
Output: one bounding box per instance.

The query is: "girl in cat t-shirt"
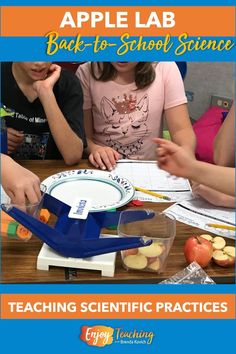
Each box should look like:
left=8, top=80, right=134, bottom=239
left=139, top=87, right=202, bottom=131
left=76, top=62, right=196, bottom=171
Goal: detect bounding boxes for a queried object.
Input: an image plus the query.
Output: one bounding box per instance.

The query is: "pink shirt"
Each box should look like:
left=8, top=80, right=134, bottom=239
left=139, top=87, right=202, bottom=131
left=77, top=62, right=187, bottom=160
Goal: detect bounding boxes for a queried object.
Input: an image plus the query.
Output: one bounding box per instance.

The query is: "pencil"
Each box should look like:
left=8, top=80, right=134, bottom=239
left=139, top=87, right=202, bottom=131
left=206, top=223, right=236, bottom=231
left=134, top=186, right=171, bottom=201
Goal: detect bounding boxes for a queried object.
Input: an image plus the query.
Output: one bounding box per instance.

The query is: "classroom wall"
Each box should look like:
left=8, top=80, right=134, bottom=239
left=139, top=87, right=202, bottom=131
left=184, top=62, right=234, bottom=121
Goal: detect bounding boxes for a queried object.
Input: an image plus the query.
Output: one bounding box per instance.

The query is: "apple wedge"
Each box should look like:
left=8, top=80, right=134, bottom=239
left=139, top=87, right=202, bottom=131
left=211, top=237, right=226, bottom=250
left=139, top=241, right=164, bottom=257
left=122, top=248, right=138, bottom=257
left=148, top=258, right=161, bottom=271
left=200, top=234, right=226, bottom=250
left=123, top=254, right=148, bottom=270
left=200, top=234, right=213, bottom=242
left=212, top=246, right=235, bottom=267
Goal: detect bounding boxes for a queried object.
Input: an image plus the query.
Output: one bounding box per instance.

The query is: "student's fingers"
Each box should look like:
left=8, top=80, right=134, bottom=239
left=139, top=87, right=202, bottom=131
left=154, top=137, right=173, bottom=146
left=157, top=156, right=167, bottom=164
left=8, top=130, right=24, bottom=144
left=8, top=145, right=17, bottom=154
left=7, top=139, right=21, bottom=149
left=157, top=159, right=167, bottom=170
left=191, top=183, right=203, bottom=197
left=156, top=147, right=166, bottom=158
left=33, top=180, right=42, bottom=202
left=25, top=173, right=42, bottom=203
left=8, top=135, right=24, bottom=144
left=154, top=138, right=177, bottom=154
left=7, top=127, right=24, bottom=137
left=90, top=152, right=108, bottom=170
left=11, top=189, right=26, bottom=206
left=7, top=140, right=23, bottom=154
left=93, top=153, right=106, bottom=170
left=25, top=186, right=41, bottom=205
left=114, top=150, right=122, bottom=161
left=5, top=189, right=14, bottom=203
left=93, top=151, right=111, bottom=171
left=89, top=149, right=120, bottom=169
left=102, top=150, right=117, bottom=170
left=89, top=154, right=100, bottom=168
left=49, top=63, right=61, bottom=73
left=191, top=181, right=199, bottom=190
left=47, top=64, right=61, bottom=82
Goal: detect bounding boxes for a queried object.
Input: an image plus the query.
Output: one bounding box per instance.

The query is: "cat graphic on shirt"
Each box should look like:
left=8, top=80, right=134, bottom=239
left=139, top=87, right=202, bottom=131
left=100, top=93, right=149, bottom=158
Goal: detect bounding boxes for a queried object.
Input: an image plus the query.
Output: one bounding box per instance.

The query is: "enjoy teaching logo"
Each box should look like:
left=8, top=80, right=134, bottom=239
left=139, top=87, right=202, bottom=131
left=80, top=325, right=114, bottom=347
left=80, top=325, right=155, bottom=347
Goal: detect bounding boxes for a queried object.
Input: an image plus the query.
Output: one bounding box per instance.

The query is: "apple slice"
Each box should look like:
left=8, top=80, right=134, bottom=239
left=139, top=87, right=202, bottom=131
left=148, top=258, right=161, bottom=271
left=200, top=234, right=213, bottom=242
left=212, top=246, right=235, bottom=267
left=123, top=254, right=148, bottom=270
left=212, top=237, right=226, bottom=250
left=122, top=248, right=138, bottom=257
left=200, top=234, right=226, bottom=250
left=224, top=246, right=235, bottom=257
left=139, top=241, right=164, bottom=257
left=147, top=256, right=159, bottom=264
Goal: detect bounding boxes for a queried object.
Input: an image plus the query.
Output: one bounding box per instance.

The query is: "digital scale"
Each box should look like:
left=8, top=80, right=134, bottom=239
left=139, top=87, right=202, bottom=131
left=2, top=193, right=153, bottom=277
left=37, top=240, right=117, bottom=277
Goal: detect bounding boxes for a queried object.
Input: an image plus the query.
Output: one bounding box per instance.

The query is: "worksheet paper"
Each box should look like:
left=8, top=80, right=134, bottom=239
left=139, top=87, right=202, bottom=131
left=163, top=198, right=235, bottom=239
left=114, top=160, right=193, bottom=202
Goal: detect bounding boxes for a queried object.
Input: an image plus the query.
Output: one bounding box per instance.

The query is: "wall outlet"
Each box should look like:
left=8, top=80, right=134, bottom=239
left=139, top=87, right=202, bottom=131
left=210, top=95, right=233, bottom=109
left=186, top=91, right=194, bottom=102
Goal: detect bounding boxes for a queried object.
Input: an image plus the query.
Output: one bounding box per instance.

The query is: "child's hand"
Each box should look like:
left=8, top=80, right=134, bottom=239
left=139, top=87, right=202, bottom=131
left=33, top=64, right=61, bottom=97
left=154, top=138, right=194, bottom=178
left=89, top=146, right=121, bottom=171
left=2, top=155, right=41, bottom=205
left=7, top=128, right=24, bottom=154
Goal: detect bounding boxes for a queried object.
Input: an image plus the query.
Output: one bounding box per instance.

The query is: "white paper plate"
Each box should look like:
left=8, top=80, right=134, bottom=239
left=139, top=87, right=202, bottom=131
left=41, top=169, right=134, bottom=212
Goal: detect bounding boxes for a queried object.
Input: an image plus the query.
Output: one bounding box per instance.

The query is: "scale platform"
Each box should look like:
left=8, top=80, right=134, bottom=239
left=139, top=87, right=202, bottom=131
left=37, top=241, right=117, bottom=277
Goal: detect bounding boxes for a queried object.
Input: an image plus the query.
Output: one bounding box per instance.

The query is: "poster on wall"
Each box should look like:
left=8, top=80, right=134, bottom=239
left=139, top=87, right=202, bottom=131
left=0, top=1, right=235, bottom=353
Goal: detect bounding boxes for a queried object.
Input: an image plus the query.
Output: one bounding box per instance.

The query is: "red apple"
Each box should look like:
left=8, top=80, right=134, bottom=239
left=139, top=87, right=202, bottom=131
left=184, top=236, right=213, bottom=268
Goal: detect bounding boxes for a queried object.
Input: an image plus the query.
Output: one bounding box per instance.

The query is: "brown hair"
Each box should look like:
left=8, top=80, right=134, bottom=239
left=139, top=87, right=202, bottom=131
left=90, top=62, right=155, bottom=90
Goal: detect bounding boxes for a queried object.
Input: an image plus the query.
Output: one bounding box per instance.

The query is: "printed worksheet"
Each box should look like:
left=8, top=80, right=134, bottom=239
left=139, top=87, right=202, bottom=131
left=115, top=160, right=192, bottom=202
left=164, top=198, right=235, bottom=239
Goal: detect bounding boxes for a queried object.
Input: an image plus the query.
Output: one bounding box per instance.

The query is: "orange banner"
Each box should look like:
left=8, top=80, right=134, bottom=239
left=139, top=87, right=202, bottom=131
left=1, top=6, right=235, bottom=37
left=1, top=294, right=235, bottom=319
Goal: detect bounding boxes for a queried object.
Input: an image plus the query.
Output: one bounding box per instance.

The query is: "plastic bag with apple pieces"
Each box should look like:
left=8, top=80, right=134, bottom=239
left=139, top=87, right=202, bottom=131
left=159, top=262, right=215, bottom=284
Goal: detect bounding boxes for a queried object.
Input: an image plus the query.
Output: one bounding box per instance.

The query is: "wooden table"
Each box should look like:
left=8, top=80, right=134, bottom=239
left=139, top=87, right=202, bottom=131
left=1, top=160, right=235, bottom=284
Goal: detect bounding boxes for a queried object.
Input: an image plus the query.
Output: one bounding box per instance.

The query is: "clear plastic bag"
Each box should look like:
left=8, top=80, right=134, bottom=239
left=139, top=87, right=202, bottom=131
left=159, top=262, right=215, bottom=284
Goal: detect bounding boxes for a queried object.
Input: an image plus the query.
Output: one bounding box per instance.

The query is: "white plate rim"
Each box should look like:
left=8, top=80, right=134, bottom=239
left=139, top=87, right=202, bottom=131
left=41, top=169, right=135, bottom=212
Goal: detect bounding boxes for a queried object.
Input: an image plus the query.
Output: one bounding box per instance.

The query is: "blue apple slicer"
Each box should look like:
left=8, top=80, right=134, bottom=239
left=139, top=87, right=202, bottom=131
left=1, top=193, right=153, bottom=258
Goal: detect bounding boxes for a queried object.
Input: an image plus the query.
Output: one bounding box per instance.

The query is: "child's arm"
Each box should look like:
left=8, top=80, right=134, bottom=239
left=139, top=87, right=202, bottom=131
left=83, top=109, right=121, bottom=171
left=165, top=104, right=196, bottom=157
left=33, top=64, right=83, bottom=166
left=155, top=138, right=235, bottom=196
left=190, top=163, right=235, bottom=197
left=214, top=102, right=235, bottom=167
left=192, top=183, right=235, bottom=208
left=1, top=154, right=41, bottom=205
